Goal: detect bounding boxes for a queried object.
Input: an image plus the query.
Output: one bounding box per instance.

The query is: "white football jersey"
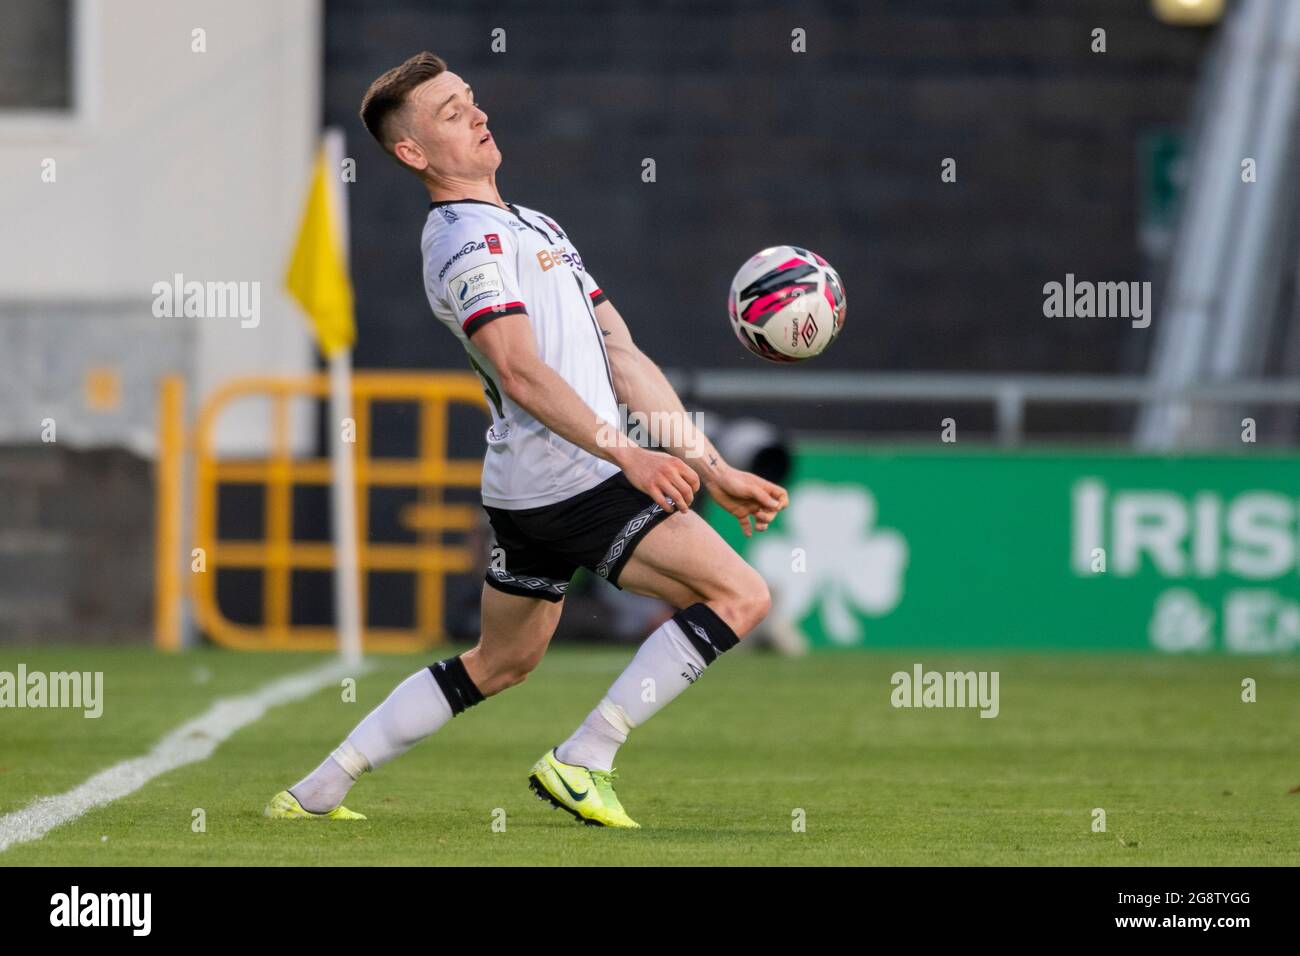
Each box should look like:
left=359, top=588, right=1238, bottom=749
left=421, top=199, right=621, bottom=509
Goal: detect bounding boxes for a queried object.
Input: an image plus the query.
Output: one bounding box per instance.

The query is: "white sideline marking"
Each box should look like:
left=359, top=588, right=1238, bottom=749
left=0, top=658, right=372, bottom=854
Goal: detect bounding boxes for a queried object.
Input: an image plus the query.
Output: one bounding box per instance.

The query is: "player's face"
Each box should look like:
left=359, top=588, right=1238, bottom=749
left=398, top=71, right=500, bottom=180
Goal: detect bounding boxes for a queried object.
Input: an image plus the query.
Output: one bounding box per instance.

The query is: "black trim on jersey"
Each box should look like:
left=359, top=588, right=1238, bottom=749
left=467, top=353, right=505, bottom=418
left=430, top=200, right=615, bottom=403
left=508, top=204, right=557, bottom=244
left=573, top=272, right=620, bottom=408
left=428, top=199, right=557, bottom=248
left=464, top=302, right=527, bottom=338
left=429, top=198, right=512, bottom=211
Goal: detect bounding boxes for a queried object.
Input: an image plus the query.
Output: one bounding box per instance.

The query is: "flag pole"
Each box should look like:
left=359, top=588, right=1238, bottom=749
left=323, top=127, right=363, bottom=668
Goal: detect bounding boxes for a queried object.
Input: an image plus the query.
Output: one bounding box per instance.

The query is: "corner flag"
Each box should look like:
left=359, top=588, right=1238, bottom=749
left=285, top=129, right=363, bottom=666
left=286, top=137, right=356, bottom=357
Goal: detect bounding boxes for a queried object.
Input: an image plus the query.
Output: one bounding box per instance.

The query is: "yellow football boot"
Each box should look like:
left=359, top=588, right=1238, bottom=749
left=528, top=748, right=640, bottom=828
left=264, top=789, right=366, bottom=821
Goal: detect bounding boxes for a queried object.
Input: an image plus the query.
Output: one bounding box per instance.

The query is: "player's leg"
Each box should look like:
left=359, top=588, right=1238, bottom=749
left=551, top=507, right=770, bottom=775
left=270, top=584, right=563, bottom=817
left=459, top=582, right=565, bottom=694
left=615, top=507, right=771, bottom=631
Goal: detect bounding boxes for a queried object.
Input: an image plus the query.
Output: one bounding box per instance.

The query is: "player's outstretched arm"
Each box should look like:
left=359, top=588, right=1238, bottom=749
left=593, top=300, right=728, bottom=473
left=593, top=299, right=788, bottom=535
left=470, top=311, right=699, bottom=513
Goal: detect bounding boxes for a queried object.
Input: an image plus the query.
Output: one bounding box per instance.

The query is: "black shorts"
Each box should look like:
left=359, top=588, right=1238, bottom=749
left=482, top=471, right=675, bottom=602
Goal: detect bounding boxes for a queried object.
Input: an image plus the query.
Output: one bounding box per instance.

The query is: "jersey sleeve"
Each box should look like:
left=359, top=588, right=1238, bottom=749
left=578, top=264, right=608, bottom=307
left=427, top=227, right=528, bottom=338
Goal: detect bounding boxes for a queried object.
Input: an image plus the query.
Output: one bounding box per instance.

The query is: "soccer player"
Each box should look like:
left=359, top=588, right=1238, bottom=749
left=266, top=52, right=788, bottom=828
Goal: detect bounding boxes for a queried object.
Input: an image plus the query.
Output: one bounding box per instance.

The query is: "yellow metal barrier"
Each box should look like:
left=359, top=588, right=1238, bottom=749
left=154, top=374, right=186, bottom=652
left=179, top=371, right=487, bottom=652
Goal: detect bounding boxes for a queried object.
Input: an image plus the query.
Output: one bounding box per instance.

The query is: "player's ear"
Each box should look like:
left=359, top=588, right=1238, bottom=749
left=393, top=138, right=428, bottom=172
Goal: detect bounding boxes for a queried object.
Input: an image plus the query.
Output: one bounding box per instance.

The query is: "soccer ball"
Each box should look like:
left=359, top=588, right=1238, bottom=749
left=728, top=245, right=846, bottom=362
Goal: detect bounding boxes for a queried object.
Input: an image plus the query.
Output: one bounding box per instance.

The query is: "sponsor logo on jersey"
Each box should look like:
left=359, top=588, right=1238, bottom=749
left=538, top=214, right=567, bottom=240
left=535, top=245, right=585, bottom=273
left=451, top=261, right=506, bottom=312
left=438, top=240, right=487, bottom=281
left=485, top=233, right=503, bottom=255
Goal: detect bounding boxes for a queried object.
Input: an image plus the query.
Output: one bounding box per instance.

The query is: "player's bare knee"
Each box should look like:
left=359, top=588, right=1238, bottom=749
left=506, top=640, right=552, bottom=687
left=740, top=577, right=772, bottom=636
left=752, top=576, right=773, bottom=623
left=497, top=667, right=530, bottom=691
left=463, top=643, right=540, bottom=696
left=709, top=572, right=771, bottom=639
left=473, top=663, right=520, bottom=696
left=739, top=569, right=772, bottom=633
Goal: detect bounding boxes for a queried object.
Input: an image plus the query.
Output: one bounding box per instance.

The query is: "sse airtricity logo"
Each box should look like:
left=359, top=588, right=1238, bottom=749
left=452, top=262, right=505, bottom=312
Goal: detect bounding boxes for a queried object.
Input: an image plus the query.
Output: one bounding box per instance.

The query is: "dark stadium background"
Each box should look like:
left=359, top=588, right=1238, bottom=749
left=327, top=0, right=1206, bottom=414
left=0, top=0, right=1231, bottom=644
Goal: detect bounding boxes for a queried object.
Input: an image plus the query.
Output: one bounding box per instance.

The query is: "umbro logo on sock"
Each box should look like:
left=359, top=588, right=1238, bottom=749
left=686, top=621, right=717, bottom=658
left=682, top=662, right=703, bottom=684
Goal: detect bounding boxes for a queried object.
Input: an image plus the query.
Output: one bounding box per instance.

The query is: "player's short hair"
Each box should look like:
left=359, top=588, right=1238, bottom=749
left=359, top=52, right=448, bottom=155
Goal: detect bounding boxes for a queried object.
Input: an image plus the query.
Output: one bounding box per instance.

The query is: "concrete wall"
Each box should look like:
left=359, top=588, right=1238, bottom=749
left=0, top=0, right=322, bottom=642
left=0, top=0, right=321, bottom=456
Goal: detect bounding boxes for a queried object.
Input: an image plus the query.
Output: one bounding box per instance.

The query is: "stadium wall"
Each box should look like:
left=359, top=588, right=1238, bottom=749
left=0, top=0, right=321, bottom=643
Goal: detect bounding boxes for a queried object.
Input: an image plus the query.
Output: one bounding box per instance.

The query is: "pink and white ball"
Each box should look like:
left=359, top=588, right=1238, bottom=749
left=727, top=245, right=846, bottom=362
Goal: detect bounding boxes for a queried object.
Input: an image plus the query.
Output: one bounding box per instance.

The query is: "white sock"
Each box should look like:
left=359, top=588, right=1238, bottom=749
left=290, top=744, right=365, bottom=814
left=555, top=702, right=628, bottom=772
left=556, top=615, right=712, bottom=771
left=290, top=667, right=455, bottom=812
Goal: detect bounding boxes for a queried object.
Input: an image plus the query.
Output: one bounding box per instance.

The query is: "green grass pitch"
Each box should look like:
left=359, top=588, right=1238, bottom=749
left=1, top=645, right=1297, bottom=865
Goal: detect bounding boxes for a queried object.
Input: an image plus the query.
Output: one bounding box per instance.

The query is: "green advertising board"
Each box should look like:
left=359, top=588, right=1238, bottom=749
left=707, top=445, right=1300, bottom=653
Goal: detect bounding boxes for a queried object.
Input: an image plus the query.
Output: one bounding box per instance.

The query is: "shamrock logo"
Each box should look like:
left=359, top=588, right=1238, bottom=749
left=750, top=483, right=908, bottom=645
left=1148, top=588, right=1213, bottom=652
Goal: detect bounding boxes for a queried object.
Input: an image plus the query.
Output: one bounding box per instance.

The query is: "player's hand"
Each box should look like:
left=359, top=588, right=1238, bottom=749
left=704, top=466, right=788, bottom=537
left=621, top=447, right=700, bottom=513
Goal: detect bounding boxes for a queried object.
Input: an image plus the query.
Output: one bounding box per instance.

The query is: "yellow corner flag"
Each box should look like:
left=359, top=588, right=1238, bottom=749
left=286, top=141, right=356, bottom=358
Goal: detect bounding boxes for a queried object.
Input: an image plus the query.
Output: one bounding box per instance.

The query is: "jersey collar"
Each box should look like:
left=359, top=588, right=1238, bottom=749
left=428, top=199, right=554, bottom=243
left=428, top=198, right=512, bottom=211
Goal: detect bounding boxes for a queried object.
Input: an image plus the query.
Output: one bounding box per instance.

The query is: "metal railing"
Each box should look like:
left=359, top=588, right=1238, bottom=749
left=666, top=369, right=1300, bottom=446
left=157, top=371, right=488, bottom=653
